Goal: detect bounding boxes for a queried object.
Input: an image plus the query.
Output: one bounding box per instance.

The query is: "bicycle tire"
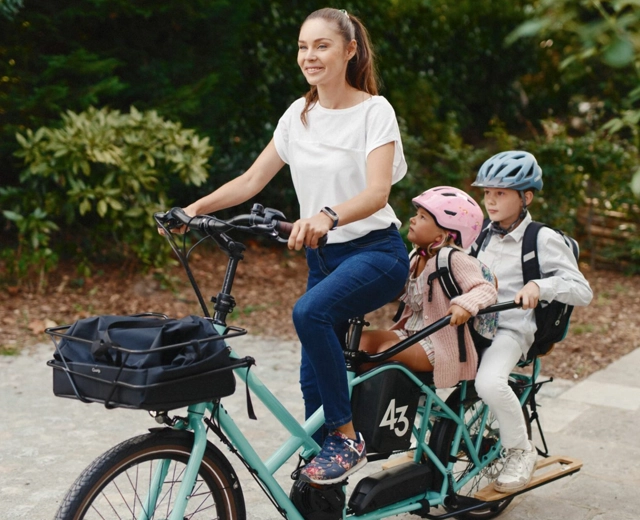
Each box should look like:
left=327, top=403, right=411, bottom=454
left=428, top=382, right=531, bottom=520
left=54, top=428, right=246, bottom=520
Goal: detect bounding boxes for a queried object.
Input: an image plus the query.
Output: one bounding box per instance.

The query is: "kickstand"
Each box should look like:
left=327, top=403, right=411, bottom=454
left=528, top=377, right=552, bottom=457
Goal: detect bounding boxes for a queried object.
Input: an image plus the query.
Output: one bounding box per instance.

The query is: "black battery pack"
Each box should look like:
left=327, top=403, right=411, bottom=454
left=348, top=461, right=433, bottom=515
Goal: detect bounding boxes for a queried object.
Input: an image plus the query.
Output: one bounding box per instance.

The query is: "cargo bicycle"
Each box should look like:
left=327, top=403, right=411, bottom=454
left=46, top=204, right=582, bottom=520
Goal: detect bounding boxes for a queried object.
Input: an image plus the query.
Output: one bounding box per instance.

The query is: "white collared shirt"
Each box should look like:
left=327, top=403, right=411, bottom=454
left=476, top=213, right=593, bottom=354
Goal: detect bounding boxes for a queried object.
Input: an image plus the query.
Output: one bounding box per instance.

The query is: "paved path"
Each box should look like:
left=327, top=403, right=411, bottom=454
left=1, top=337, right=639, bottom=519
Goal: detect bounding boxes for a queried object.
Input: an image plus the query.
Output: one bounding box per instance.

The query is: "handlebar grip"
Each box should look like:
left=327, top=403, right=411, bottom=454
left=274, top=221, right=328, bottom=248
left=275, top=221, right=293, bottom=236
left=477, top=300, right=520, bottom=315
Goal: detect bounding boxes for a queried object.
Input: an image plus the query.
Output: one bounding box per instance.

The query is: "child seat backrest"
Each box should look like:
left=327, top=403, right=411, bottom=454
left=470, top=219, right=580, bottom=360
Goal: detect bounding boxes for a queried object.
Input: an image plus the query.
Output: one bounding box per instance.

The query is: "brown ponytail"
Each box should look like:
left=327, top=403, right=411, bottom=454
left=300, top=8, right=379, bottom=126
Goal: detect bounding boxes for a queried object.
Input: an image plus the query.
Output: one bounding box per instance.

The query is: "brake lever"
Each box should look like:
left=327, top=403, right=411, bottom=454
left=154, top=211, right=181, bottom=234
left=252, top=223, right=285, bottom=243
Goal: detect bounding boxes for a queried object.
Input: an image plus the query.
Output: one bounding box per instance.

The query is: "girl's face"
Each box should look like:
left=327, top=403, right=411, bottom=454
left=483, top=188, right=526, bottom=228
left=297, top=18, right=356, bottom=89
left=408, top=207, right=445, bottom=250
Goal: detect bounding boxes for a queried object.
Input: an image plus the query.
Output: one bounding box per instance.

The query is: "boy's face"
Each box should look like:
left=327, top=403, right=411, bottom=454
left=482, top=188, right=525, bottom=229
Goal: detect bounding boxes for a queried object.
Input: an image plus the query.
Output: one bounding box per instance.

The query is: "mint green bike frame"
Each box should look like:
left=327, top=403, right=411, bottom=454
left=149, top=211, right=540, bottom=519
left=145, top=326, right=540, bottom=520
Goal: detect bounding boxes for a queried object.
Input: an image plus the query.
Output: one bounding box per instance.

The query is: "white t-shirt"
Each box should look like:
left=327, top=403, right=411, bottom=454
left=273, top=95, right=407, bottom=244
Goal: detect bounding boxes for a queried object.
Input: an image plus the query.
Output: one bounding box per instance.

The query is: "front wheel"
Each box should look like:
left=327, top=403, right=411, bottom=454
left=55, top=429, right=246, bottom=520
left=428, top=382, right=531, bottom=520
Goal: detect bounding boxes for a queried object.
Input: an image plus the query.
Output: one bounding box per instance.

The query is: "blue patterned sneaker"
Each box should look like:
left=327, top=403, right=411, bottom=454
left=300, top=431, right=367, bottom=485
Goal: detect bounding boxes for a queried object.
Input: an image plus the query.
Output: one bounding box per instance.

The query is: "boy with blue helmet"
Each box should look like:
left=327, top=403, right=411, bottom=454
left=471, top=151, right=592, bottom=493
left=472, top=150, right=543, bottom=235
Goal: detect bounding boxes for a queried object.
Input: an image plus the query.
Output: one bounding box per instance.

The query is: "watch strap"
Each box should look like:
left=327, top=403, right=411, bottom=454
left=321, top=207, right=339, bottom=230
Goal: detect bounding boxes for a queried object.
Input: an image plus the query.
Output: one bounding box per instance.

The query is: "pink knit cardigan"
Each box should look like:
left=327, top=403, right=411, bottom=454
left=391, top=250, right=497, bottom=388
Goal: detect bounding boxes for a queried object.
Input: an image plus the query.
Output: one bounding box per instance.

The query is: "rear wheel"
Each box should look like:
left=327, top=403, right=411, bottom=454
left=55, top=429, right=245, bottom=520
left=428, top=382, right=531, bottom=520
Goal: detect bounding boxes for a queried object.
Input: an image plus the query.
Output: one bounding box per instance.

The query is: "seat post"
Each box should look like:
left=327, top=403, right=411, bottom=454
left=344, top=316, right=368, bottom=371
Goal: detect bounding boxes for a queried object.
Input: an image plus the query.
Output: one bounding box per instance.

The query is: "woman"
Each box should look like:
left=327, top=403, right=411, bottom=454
left=178, top=8, right=409, bottom=484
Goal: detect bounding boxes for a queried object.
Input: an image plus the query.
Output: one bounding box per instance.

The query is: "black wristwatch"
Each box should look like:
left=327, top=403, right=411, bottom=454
left=321, top=206, right=339, bottom=230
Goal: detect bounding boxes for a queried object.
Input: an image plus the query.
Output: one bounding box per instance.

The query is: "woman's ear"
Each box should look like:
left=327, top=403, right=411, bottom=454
left=347, top=39, right=357, bottom=61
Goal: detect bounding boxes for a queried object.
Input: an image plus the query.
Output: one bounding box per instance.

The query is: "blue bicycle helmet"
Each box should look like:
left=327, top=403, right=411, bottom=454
left=472, top=151, right=543, bottom=191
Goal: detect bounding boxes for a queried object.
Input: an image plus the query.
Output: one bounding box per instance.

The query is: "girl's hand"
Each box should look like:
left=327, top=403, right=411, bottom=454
left=288, top=213, right=333, bottom=250
left=448, top=304, right=471, bottom=326
left=515, top=281, right=540, bottom=310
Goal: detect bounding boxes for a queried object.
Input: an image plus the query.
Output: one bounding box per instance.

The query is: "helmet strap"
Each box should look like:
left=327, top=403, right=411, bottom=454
left=518, top=191, right=528, bottom=221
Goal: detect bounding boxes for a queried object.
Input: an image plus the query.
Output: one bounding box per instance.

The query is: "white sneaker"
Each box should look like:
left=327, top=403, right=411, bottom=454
left=494, top=441, right=537, bottom=493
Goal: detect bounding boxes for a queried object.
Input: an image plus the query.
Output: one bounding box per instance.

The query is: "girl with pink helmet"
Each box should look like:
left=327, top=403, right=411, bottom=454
left=359, top=186, right=497, bottom=388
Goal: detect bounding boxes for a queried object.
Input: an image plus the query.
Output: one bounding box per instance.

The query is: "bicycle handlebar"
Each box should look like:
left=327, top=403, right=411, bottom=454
left=365, top=300, right=521, bottom=364
left=155, top=205, right=327, bottom=247
left=155, top=206, right=292, bottom=243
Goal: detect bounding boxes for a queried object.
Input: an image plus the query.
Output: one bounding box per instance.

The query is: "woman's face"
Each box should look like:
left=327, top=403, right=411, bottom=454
left=297, top=18, right=355, bottom=88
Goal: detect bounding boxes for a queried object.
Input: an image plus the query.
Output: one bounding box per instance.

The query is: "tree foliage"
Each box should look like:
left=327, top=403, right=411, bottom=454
left=0, top=0, right=22, bottom=19
left=507, top=0, right=640, bottom=194
left=1, top=0, right=638, bottom=280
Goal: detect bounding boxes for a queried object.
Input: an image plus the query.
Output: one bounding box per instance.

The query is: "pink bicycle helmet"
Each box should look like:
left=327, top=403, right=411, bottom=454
left=412, top=186, right=484, bottom=249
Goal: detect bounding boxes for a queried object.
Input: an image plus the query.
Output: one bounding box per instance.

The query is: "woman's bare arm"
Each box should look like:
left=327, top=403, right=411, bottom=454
left=186, top=139, right=285, bottom=216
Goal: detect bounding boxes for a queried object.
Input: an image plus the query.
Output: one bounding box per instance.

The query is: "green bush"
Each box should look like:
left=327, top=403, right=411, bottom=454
left=3, top=106, right=213, bottom=281
left=484, top=120, right=638, bottom=229
left=0, top=0, right=23, bottom=19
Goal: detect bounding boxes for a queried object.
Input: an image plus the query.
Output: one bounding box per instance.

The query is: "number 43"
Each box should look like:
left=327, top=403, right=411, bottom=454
left=379, top=399, right=409, bottom=437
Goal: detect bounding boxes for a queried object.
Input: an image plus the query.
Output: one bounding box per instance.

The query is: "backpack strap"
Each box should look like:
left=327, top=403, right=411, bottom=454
left=428, top=247, right=462, bottom=301
left=522, top=220, right=580, bottom=287
left=427, top=247, right=467, bottom=363
left=469, top=218, right=492, bottom=258
left=522, top=221, right=544, bottom=285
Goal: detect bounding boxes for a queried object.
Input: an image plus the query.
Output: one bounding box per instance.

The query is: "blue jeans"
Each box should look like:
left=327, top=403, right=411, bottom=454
left=292, top=226, right=409, bottom=440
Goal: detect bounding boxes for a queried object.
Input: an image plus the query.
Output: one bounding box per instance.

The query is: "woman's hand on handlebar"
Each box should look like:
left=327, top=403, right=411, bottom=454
left=288, top=213, right=332, bottom=250
left=157, top=206, right=196, bottom=235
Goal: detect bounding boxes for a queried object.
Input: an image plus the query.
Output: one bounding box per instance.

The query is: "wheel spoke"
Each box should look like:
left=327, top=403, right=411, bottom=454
left=122, top=464, right=148, bottom=518
left=428, top=384, right=530, bottom=519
